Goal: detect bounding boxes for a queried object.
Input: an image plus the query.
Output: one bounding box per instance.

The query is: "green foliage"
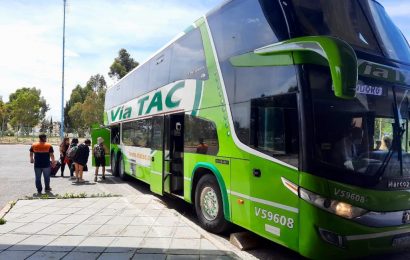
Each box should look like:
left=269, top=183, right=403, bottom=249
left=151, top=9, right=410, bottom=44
left=109, top=48, right=138, bottom=80
left=68, top=102, right=86, bottom=137
left=0, top=218, right=6, bottom=225
left=0, top=99, right=8, bottom=134
left=8, top=87, right=49, bottom=134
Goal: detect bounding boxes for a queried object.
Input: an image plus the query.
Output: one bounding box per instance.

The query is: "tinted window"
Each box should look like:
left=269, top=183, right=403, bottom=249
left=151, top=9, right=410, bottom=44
left=149, top=48, right=172, bottom=90
left=111, top=125, right=120, bottom=144
left=233, top=66, right=298, bottom=103
left=122, top=119, right=152, bottom=148
left=208, top=0, right=283, bottom=61
left=184, top=115, right=219, bottom=155
left=170, top=29, right=208, bottom=82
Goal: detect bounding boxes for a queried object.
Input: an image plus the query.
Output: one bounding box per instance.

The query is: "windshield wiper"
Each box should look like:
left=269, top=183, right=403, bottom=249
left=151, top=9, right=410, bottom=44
left=374, top=87, right=405, bottom=180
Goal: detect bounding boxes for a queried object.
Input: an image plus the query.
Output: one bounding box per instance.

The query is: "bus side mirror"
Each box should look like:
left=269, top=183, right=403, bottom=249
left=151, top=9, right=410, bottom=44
left=230, top=36, right=358, bottom=99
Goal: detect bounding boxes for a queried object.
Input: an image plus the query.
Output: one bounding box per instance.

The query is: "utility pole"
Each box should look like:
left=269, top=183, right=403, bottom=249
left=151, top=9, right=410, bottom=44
left=60, top=0, right=66, bottom=139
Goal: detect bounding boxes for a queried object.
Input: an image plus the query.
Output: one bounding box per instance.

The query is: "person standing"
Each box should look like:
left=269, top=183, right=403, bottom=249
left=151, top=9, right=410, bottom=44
left=59, top=137, right=70, bottom=177
left=30, top=134, right=56, bottom=194
left=73, top=139, right=91, bottom=183
left=94, top=137, right=107, bottom=182
left=67, top=138, right=79, bottom=179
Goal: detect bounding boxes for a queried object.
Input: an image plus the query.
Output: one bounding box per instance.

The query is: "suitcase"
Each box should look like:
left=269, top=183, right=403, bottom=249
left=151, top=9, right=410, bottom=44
left=51, top=160, right=61, bottom=176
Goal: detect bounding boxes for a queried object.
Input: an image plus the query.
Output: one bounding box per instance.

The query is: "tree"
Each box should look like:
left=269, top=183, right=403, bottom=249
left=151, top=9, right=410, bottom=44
left=0, top=99, right=8, bottom=134
left=109, top=48, right=138, bottom=80
left=64, top=84, right=93, bottom=131
left=81, top=91, right=105, bottom=129
left=8, top=87, right=48, bottom=134
left=49, top=117, right=53, bottom=135
left=86, top=74, right=107, bottom=92
left=68, top=102, right=86, bottom=137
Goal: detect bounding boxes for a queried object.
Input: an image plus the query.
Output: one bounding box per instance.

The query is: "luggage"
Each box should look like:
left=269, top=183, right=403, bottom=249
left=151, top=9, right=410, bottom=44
left=51, top=160, right=61, bottom=176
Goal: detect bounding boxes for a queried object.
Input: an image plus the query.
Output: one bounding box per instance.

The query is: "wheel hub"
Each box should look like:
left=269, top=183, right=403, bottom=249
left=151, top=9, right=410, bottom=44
left=200, top=186, right=218, bottom=221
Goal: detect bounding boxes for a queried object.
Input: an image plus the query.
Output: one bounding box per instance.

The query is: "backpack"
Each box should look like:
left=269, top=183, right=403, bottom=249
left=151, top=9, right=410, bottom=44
left=67, top=145, right=78, bottom=159
left=93, top=144, right=104, bottom=159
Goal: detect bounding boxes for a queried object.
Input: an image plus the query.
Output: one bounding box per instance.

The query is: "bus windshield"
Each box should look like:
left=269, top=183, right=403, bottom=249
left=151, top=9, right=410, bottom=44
left=310, top=65, right=410, bottom=186
left=287, top=0, right=410, bottom=63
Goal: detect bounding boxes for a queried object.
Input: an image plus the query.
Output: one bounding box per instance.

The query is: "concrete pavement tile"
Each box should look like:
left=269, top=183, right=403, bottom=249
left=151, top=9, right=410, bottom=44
left=46, top=199, right=76, bottom=208
left=167, top=255, right=199, bottom=260
left=75, top=207, right=103, bottom=215
left=138, top=238, right=171, bottom=254
left=58, top=214, right=91, bottom=224
left=83, top=215, right=112, bottom=225
left=31, top=206, right=61, bottom=214
left=0, top=250, right=36, bottom=260
left=74, top=236, right=115, bottom=253
left=169, top=239, right=200, bottom=255
left=132, top=253, right=166, bottom=260
left=62, top=251, right=100, bottom=260
left=3, top=212, right=24, bottom=221
left=34, top=214, right=67, bottom=224
left=98, top=252, right=135, bottom=260
left=173, top=227, right=201, bottom=239
left=154, top=217, right=180, bottom=227
left=105, top=237, right=142, bottom=253
left=0, top=234, right=30, bottom=250
left=119, top=209, right=142, bottom=217
left=106, top=216, right=134, bottom=225
left=146, top=226, right=175, bottom=238
left=130, top=216, right=156, bottom=226
left=54, top=207, right=83, bottom=215
left=200, top=256, right=234, bottom=260
left=37, top=223, right=76, bottom=236
left=120, top=226, right=150, bottom=237
left=106, top=203, right=129, bottom=209
left=0, top=222, right=26, bottom=233
left=41, top=235, right=86, bottom=252
left=159, top=211, right=178, bottom=217
left=26, top=251, right=67, bottom=260
left=30, top=200, right=55, bottom=207
left=11, top=222, right=50, bottom=234
left=10, top=206, right=39, bottom=214
left=9, top=234, right=58, bottom=251
left=139, top=210, right=162, bottom=217
left=12, top=200, right=37, bottom=208
left=145, top=202, right=166, bottom=210
left=66, top=201, right=95, bottom=208
left=93, top=225, right=127, bottom=236
left=65, top=224, right=102, bottom=236
left=98, top=208, right=124, bottom=216
left=199, top=239, right=224, bottom=255
left=6, top=213, right=46, bottom=223
left=133, top=196, right=153, bottom=204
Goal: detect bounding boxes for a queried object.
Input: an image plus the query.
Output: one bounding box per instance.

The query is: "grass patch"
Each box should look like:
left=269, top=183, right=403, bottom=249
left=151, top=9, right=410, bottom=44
left=0, top=218, right=6, bottom=225
left=24, top=192, right=120, bottom=200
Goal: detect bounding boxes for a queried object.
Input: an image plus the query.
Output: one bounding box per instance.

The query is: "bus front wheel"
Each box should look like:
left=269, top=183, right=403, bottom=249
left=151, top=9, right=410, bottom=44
left=195, top=174, right=230, bottom=234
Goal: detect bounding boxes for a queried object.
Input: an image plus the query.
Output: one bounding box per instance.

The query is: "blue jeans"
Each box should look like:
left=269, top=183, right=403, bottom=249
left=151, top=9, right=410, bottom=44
left=34, top=167, right=51, bottom=192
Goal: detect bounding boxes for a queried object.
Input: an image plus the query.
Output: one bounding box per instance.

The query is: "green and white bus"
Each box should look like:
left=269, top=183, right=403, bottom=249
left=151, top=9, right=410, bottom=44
left=93, top=0, right=410, bottom=258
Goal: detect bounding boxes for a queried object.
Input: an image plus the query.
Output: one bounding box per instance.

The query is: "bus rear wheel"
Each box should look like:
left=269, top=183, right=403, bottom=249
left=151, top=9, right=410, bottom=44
left=110, top=153, right=118, bottom=176
left=118, top=155, right=127, bottom=180
left=195, top=174, right=230, bottom=234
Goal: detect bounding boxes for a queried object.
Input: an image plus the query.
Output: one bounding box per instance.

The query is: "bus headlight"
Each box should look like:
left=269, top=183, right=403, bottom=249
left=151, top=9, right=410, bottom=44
left=300, top=188, right=367, bottom=219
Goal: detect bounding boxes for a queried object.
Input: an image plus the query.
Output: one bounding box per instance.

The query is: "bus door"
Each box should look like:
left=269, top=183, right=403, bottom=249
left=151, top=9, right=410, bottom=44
left=150, top=116, right=165, bottom=195
left=91, top=126, right=111, bottom=167
left=166, top=113, right=185, bottom=196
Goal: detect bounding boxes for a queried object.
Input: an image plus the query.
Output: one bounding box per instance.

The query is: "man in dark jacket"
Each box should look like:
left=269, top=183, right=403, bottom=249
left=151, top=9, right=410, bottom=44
left=30, top=134, right=56, bottom=194
left=73, top=139, right=91, bottom=183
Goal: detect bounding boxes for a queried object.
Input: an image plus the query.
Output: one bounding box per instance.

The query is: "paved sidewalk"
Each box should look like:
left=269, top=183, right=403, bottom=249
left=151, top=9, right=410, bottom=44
left=0, top=195, right=241, bottom=260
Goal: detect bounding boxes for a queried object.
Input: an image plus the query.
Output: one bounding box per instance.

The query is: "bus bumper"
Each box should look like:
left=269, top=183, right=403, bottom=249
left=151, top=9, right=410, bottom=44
left=299, top=200, right=410, bottom=259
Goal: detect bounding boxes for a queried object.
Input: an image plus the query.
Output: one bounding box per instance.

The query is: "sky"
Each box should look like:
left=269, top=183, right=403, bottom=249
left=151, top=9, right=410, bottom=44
left=0, top=0, right=408, bottom=121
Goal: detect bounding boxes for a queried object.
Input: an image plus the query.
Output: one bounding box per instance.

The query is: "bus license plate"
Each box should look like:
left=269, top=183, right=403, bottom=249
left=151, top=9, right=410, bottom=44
left=392, top=235, right=410, bottom=247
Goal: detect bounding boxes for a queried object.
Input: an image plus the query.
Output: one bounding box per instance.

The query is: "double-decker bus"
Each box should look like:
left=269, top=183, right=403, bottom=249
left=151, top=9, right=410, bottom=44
left=93, top=0, right=410, bottom=258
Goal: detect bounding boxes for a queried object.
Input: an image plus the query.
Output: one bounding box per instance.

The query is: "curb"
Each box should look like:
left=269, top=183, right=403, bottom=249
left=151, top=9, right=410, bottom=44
left=175, top=209, right=258, bottom=260
left=0, top=200, right=15, bottom=220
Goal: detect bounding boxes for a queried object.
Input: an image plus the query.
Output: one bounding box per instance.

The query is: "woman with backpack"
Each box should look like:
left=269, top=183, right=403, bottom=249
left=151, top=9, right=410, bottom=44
left=59, top=137, right=70, bottom=177
left=73, top=139, right=91, bottom=183
left=66, top=138, right=79, bottom=179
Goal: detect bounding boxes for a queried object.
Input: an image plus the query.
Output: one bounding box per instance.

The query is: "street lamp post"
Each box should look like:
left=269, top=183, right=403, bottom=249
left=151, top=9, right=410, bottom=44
left=60, top=0, right=66, bottom=139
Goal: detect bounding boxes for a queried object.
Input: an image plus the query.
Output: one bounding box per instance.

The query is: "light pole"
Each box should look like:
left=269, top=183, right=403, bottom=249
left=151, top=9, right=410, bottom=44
left=60, top=0, right=66, bottom=139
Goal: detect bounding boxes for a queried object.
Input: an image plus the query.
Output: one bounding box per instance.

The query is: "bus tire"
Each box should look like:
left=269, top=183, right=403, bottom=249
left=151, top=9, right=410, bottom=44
left=195, top=174, right=230, bottom=234
left=111, top=152, right=118, bottom=176
left=118, top=155, right=127, bottom=180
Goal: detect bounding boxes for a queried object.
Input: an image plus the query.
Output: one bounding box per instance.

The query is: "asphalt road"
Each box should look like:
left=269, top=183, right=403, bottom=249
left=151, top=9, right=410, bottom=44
left=1, top=144, right=409, bottom=259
